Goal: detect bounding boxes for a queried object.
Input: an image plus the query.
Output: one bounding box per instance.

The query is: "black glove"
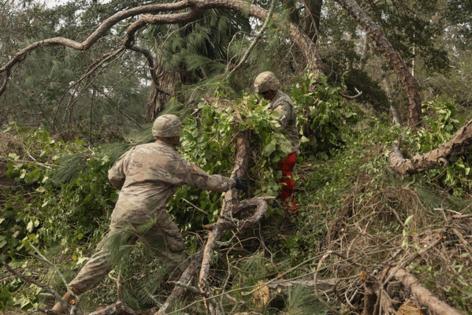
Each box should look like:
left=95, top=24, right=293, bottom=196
left=234, top=177, right=249, bottom=192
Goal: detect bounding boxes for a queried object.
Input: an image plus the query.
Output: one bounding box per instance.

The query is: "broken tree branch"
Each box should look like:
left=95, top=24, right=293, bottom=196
left=155, top=252, right=203, bottom=315
left=388, top=268, right=463, bottom=315
left=89, top=301, right=136, bottom=315
left=154, top=195, right=268, bottom=315
left=389, top=119, right=472, bottom=175
left=198, top=132, right=251, bottom=314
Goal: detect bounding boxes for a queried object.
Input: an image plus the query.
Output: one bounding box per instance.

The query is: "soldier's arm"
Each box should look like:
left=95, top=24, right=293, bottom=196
left=273, top=101, right=292, bottom=128
left=177, top=159, right=235, bottom=192
left=107, top=150, right=131, bottom=189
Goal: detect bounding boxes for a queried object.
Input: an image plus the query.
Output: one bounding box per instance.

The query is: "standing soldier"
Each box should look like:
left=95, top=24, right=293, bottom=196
left=254, top=71, right=300, bottom=215
left=51, top=114, right=246, bottom=314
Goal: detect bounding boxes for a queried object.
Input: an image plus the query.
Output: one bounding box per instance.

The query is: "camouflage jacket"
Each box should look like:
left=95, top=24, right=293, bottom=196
left=107, top=140, right=234, bottom=224
left=268, top=91, right=300, bottom=153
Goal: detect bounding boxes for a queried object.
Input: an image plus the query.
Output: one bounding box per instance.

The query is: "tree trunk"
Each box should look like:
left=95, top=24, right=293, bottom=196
left=335, top=0, right=422, bottom=127
left=303, top=0, right=323, bottom=43
left=198, top=132, right=250, bottom=314
left=389, top=119, right=472, bottom=175
left=146, top=69, right=180, bottom=120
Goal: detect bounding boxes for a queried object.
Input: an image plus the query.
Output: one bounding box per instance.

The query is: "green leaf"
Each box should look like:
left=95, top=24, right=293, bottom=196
left=262, top=140, right=277, bottom=157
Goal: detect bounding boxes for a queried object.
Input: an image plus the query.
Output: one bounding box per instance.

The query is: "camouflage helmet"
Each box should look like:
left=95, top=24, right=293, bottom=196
left=253, top=71, right=280, bottom=94
left=152, top=114, right=182, bottom=138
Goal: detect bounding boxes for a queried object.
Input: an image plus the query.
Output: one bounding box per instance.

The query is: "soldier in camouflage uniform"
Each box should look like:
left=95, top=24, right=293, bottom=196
left=254, top=71, right=300, bottom=214
left=52, top=114, right=245, bottom=314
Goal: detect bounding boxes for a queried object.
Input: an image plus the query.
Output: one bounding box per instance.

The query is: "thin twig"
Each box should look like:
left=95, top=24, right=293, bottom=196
left=225, top=0, right=275, bottom=76
left=3, top=263, right=62, bottom=301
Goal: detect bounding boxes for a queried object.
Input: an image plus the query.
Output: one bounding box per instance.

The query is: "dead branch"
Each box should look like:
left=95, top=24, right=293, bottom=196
left=3, top=263, right=63, bottom=302
left=340, top=87, right=363, bottom=100
left=89, top=301, right=136, bottom=315
left=168, top=281, right=206, bottom=296
left=198, top=132, right=251, bottom=314
left=266, top=278, right=337, bottom=291
left=154, top=198, right=268, bottom=314
left=233, top=197, right=268, bottom=231
left=388, top=268, right=463, bottom=315
left=155, top=252, right=203, bottom=315
left=389, top=119, right=472, bottom=175
left=378, top=289, right=396, bottom=315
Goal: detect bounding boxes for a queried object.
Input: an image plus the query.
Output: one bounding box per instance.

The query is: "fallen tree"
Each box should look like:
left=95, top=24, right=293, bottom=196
left=387, top=268, right=463, bottom=315
left=156, top=131, right=267, bottom=315
left=389, top=119, right=472, bottom=175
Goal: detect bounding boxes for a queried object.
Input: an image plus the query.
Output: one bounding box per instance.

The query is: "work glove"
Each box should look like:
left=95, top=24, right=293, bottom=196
left=234, top=177, right=249, bottom=193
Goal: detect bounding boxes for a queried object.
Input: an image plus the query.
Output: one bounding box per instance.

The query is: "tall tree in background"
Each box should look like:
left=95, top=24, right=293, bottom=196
left=335, top=0, right=422, bottom=127
left=145, top=9, right=251, bottom=119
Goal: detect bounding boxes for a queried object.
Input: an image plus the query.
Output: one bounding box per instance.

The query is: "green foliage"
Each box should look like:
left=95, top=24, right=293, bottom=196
left=0, top=0, right=147, bottom=135
left=284, top=286, right=327, bottom=315
left=404, top=98, right=472, bottom=195
left=291, top=73, right=358, bottom=157
left=3, top=78, right=472, bottom=313
left=168, top=94, right=294, bottom=231
left=152, top=9, right=250, bottom=83
left=1, top=125, right=115, bottom=264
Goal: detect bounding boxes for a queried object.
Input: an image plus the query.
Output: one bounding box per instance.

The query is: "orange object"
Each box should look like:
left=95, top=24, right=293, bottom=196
left=278, top=152, right=298, bottom=214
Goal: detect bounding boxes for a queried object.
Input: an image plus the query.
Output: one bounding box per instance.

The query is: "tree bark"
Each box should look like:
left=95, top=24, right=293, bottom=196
left=389, top=119, right=472, bottom=175
left=335, top=0, right=422, bottom=127
left=146, top=69, right=180, bottom=120
left=388, top=268, right=463, bottom=315
left=302, top=0, right=323, bottom=43
left=89, top=301, right=136, bottom=315
left=155, top=252, right=203, bottom=315
left=198, top=132, right=250, bottom=314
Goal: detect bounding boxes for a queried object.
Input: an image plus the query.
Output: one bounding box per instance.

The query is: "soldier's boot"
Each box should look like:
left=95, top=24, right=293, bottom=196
left=50, top=291, right=77, bottom=315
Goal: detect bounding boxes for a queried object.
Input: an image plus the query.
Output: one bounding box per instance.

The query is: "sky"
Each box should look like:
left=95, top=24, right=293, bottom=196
left=43, top=0, right=69, bottom=8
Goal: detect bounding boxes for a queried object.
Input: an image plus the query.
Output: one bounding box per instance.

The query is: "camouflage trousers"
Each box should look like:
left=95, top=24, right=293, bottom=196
left=68, top=208, right=186, bottom=295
